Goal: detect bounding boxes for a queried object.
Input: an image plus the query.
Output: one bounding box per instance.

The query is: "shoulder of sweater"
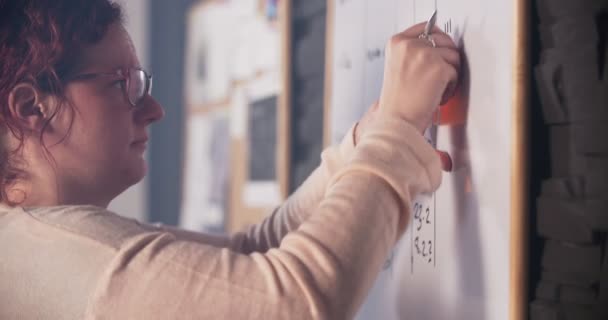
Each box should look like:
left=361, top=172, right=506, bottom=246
left=11, top=205, right=166, bottom=251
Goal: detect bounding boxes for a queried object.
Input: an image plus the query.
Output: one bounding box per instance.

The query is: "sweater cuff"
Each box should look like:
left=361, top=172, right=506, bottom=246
left=328, top=115, right=442, bottom=238
left=319, top=124, right=357, bottom=178
left=358, top=114, right=442, bottom=193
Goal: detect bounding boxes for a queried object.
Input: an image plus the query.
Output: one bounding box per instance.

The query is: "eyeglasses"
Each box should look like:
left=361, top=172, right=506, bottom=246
left=67, top=67, right=153, bottom=107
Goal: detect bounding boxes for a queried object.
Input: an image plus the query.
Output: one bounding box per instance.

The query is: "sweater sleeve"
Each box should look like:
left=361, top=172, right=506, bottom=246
left=86, top=115, right=441, bottom=320
left=149, top=125, right=357, bottom=253
left=226, top=125, right=357, bottom=253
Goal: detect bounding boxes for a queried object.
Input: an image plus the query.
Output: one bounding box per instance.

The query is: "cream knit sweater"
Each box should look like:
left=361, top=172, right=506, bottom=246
left=0, top=115, right=441, bottom=319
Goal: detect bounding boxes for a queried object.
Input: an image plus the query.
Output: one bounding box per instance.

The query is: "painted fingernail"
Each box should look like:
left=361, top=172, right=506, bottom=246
left=436, top=150, right=453, bottom=172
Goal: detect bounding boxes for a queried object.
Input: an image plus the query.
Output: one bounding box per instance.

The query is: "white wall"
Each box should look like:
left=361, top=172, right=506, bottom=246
left=108, top=0, right=150, bottom=221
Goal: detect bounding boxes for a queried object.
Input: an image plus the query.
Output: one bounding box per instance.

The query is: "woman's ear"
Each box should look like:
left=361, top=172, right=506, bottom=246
left=7, top=83, right=53, bottom=132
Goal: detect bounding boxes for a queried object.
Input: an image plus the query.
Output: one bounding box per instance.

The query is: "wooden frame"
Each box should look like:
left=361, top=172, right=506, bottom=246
left=323, top=1, right=530, bottom=319
left=510, top=0, right=531, bottom=318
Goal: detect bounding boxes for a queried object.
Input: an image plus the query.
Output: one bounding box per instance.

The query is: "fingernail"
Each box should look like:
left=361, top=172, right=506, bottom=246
left=436, top=150, right=453, bottom=172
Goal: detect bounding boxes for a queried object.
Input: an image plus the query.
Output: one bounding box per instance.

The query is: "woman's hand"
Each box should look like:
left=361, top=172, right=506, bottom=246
left=377, top=22, right=461, bottom=132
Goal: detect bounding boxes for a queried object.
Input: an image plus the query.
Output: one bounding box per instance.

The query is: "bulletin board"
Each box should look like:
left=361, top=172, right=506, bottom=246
left=324, top=0, right=530, bottom=319
left=181, top=0, right=292, bottom=233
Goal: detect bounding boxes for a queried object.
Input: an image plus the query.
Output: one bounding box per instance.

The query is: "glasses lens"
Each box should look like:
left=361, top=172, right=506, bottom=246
left=129, top=69, right=147, bottom=106
left=148, top=75, right=153, bottom=95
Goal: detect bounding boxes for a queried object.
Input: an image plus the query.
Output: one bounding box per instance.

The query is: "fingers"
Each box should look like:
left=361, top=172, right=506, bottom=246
left=436, top=47, right=461, bottom=105
left=435, top=47, right=461, bottom=73
left=401, top=29, right=461, bottom=106
left=426, top=31, right=457, bottom=49
left=396, top=24, right=461, bottom=71
left=399, top=23, right=457, bottom=49
left=380, top=21, right=464, bottom=131
left=400, top=21, right=430, bottom=37
left=439, top=61, right=459, bottom=105
left=399, top=22, right=444, bottom=38
left=388, top=29, right=461, bottom=107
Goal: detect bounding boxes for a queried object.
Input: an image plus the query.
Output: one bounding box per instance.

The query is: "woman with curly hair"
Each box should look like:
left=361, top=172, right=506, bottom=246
left=0, top=0, right=459, bottom=318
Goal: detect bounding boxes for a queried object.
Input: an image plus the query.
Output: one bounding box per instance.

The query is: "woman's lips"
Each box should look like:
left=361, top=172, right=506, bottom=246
left=132, top=138, right=148, bottom=150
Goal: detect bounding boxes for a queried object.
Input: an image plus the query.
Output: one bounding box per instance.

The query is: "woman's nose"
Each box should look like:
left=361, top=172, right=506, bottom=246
left=136, top=94, right=165, bottom=125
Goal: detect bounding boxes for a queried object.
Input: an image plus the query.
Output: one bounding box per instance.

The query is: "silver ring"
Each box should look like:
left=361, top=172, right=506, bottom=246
left=418, top=33, right=436, bottom=48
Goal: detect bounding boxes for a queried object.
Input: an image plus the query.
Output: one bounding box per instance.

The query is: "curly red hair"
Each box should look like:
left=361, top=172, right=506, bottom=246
left=0, top=0, right=123, bottom=204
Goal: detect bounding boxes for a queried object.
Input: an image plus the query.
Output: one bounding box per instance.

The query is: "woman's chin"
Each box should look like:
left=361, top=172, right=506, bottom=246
left=121, top=157, right=148, bottom=188
left=133, top=157, right=148, bottom=181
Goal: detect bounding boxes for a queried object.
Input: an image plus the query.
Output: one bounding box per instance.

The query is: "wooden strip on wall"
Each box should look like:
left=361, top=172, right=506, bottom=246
left=509, top=0, right=531, bottom=319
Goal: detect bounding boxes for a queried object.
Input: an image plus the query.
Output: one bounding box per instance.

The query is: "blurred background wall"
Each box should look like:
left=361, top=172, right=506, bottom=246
left=146, top=0, right=196, bottom=226
left=108, top=0, right=328, bottom=229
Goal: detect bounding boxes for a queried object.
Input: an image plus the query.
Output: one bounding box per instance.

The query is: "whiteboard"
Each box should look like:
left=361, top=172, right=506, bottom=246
left=323, top=0, right=529, bottom=319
